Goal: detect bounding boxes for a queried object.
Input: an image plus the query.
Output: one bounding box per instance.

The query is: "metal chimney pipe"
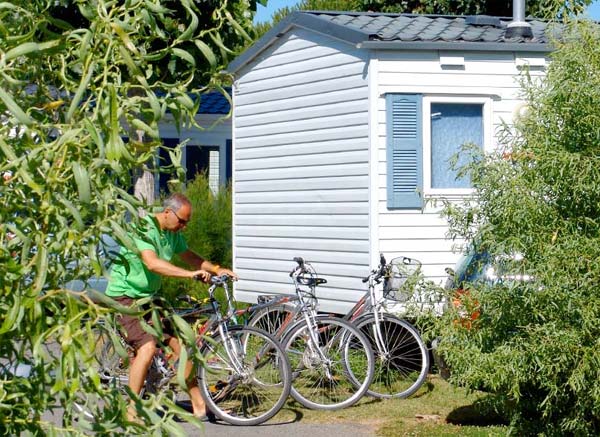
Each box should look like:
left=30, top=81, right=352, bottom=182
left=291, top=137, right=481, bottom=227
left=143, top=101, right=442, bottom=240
left=506, top=0, right=533, bottom=39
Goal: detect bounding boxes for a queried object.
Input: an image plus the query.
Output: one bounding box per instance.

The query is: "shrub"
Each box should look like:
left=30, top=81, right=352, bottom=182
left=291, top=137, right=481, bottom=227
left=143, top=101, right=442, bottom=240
left=438, top=20, right=600, bottom=436
left=161, top=172, right=233, bottom=300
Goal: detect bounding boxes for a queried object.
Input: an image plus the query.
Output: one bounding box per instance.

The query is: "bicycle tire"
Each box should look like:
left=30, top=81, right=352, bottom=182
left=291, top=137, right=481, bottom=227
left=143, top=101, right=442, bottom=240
left=282, top=315, right=374, bottom=410
left=247, top=304, right=297, bottom=337
left=64, top=329, right=131, bottom=429
left=198, top=325, right=291, bottom=426
left=96, top=329, right=131, bottom=392
left=354, top=313, right=429, bottom=399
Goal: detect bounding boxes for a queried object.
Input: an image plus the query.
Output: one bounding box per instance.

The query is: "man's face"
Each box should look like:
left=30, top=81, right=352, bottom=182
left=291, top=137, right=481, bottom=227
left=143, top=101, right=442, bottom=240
left=166, top=203, right=191, bottom=232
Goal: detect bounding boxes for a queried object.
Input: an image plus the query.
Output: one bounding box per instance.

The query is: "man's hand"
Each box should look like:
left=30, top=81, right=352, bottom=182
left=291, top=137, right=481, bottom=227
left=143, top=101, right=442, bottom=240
left=191, top=269, right=211, bottom=282
left=215, top=267, right=238, bottom=281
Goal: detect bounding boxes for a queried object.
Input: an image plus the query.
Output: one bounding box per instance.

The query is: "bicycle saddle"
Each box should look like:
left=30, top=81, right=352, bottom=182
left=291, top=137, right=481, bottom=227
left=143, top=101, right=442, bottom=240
left=297, top=277, right=327, bottom=287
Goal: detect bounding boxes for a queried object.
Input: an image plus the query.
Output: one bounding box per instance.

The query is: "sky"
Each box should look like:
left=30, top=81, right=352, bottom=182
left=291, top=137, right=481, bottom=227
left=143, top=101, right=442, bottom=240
left=254, top=0, right=600, bottom=24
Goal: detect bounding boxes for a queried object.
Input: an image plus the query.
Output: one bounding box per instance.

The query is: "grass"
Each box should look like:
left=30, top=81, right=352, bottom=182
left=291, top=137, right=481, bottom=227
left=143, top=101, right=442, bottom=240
left=273, top=374, right=509, bottom=437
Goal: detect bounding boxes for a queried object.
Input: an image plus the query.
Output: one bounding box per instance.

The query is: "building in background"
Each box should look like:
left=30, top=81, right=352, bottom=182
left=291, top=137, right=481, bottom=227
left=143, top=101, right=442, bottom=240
left=227, top=11, right=551, bottom=313
left=157, top=88, right=232, bottom=195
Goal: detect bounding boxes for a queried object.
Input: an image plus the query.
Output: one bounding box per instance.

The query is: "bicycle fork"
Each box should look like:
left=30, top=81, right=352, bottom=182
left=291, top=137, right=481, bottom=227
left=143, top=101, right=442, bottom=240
left=300, top=310, right=335, bottom=380
left=369, top=311, right=390, bottom=360
left=216, top=323, right=248, bottom=380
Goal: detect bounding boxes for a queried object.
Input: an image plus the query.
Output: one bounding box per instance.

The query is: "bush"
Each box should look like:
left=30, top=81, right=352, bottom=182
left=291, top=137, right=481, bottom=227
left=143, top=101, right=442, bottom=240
left=438, top=20, right=600, bottom=436
left=161, top=172, right=233, bottom=300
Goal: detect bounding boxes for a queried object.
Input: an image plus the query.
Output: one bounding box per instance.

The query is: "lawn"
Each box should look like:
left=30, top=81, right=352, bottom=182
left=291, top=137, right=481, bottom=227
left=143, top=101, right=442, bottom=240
left=276, top=375, right=508, bottom=437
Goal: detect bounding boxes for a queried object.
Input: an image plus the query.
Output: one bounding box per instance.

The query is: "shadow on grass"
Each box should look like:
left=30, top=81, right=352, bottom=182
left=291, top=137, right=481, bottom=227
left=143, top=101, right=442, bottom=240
left=411, top=378, right=436, bottom=398
left=446, top=397, right=509, bottom=427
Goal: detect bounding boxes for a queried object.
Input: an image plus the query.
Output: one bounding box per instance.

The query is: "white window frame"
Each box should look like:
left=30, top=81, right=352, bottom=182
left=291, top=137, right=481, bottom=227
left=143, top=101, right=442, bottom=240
left=422, top=95, right=492, bottom=196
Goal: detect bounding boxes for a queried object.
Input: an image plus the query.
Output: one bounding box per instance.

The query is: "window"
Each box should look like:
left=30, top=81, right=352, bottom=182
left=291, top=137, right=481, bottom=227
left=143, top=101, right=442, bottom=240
left=386, top=94, right=490, bottom=209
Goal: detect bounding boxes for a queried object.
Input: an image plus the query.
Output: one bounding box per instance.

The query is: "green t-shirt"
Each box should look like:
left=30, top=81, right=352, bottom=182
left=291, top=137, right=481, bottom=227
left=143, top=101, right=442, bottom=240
left=105, top=215, right=188, bottom=299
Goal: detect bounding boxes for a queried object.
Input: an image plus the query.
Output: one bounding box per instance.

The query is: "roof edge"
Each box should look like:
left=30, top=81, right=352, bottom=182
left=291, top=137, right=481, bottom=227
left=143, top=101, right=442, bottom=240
left=359, top=40, right=552, bottom=52
left=227, top=11, right=369, bottom=74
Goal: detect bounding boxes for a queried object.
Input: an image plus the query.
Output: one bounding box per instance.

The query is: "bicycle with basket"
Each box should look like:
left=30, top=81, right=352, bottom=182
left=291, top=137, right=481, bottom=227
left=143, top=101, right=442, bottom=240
left=249, top=254, right=429, bottom=399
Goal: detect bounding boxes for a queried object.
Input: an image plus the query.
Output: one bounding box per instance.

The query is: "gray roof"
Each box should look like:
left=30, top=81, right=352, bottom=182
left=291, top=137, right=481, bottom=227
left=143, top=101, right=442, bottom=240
left=229, top=11, right=559, bottom=73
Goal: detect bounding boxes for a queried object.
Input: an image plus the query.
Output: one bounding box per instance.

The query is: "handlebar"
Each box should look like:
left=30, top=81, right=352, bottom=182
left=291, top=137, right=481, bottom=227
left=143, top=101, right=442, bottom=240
left=289, top=256, right=306, bottom=277
left=193, top=272, right=235, bottom=283
left=210, top=274, right=232, bottom=285
left=289, top=257, right=327, bottom=287
left=362, top=252, right=388, bottom=283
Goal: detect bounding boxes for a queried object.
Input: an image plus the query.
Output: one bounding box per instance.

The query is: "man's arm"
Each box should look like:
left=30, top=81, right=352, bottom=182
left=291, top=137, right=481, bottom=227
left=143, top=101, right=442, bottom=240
left=140, top=249, right=209, bottom=280
left=179, top=250, right=238, bottom=280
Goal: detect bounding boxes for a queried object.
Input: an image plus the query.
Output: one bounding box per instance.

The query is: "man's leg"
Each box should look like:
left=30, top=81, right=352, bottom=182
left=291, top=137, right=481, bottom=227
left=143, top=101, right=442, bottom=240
left=126, top=339, right=156, bottom=422
left=129, top=339, right=156, bottom=394
left=167, top=336, right=206, bottom=417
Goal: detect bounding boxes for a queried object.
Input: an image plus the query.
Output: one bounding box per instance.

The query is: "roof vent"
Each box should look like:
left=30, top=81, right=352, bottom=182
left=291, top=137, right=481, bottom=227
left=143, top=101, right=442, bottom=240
left=505, top=0, right=533, bottom=39
left=465, top=15, right=502, bottom=27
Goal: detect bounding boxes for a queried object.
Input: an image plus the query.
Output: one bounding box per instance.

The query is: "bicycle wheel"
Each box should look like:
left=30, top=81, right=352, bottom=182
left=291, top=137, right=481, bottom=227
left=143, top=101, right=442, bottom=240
left=282, top=316, right=374, bottom=410
left=247, top=304, right=297, bottom=337
left=354, top=313, right=429, bottom=398
left=198, top=325, right=291, bottom=426
left=95, top=329, right=131, bottom=392
left=64, top=330, right=131, bottom=429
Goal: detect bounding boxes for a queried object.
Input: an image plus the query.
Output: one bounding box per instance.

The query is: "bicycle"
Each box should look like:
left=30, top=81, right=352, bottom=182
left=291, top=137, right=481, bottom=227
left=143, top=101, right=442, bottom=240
left=249, top=254, right=429, bottom=399
left=248, top=257, right=375, bottom=410
left=95, top=274, right=292, bottom=426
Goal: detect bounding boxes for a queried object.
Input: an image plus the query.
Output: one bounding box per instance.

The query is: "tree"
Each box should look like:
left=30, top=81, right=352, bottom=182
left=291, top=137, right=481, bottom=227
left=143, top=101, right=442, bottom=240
left=437, top=19, right=600, bottom=435
left=46, top=0, right=263, bottom=208
left=254, top=0, right=593, bottom=37
left=0, top=0, right=259, bottom=434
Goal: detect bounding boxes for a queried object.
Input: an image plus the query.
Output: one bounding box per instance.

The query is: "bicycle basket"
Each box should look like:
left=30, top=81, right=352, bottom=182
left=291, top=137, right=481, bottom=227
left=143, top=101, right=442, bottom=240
left=383, top=256, right=422, bottom=302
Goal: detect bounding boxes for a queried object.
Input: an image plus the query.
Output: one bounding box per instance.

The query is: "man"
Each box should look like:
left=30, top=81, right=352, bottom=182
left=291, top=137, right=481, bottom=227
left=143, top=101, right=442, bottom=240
left=105, top=193, right=237, bottom=421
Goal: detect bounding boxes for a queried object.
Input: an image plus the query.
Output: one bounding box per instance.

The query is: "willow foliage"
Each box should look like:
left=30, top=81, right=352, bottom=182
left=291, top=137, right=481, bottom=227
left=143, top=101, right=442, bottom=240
left=0, top=0, right=254, bottom=434
left=439, top=20, right=600, bottom=436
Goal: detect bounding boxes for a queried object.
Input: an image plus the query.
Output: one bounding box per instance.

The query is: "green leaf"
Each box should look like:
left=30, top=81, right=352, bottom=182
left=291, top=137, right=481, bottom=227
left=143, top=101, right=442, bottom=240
left=0, top=293, right=21, bottom=334
left=175, top=3, right=198, bottom=42
left=66, top=61, right=94, bottom=122
left=171, top=47, right=196, bottom=67
left=175, top=346, right=188, bottom=391
left=224, top=10, right=252, bottom=42
left=193, top=39, right=217, bottom=68
left=72, top=162, right=91, bottom=204
left=170, top=314, right=196, bottom=345
left=3, top=39, right=61, bottom=63
left=130, top=118, right=160, bottom=139
left=0, top=86, right=33, bottom=125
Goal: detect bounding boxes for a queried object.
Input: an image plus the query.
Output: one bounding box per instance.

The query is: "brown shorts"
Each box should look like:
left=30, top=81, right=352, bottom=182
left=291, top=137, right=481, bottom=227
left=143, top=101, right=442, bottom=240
left=113, top=296, right=174, bottom=351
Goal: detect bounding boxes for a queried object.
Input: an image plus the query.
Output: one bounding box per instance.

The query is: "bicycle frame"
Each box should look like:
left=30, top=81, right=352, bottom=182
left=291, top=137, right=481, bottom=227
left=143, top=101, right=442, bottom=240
left=344, top=256, right=395, bottom=359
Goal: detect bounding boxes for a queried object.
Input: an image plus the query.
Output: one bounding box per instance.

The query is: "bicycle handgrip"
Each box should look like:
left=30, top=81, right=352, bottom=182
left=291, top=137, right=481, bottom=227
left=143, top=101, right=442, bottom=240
left=290, top=257, right=305, bottom=276
left=362, top=277, right=369, bottom=283
left=211, top=273, right=230, bottom=284
left=379, top=252, right=386, bottom=266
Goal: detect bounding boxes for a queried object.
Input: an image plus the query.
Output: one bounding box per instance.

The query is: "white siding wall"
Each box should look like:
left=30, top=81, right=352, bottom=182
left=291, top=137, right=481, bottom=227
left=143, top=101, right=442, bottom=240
left=374, top=50, right=546, bottom=284
left=233, top=28, right=370, bottom=313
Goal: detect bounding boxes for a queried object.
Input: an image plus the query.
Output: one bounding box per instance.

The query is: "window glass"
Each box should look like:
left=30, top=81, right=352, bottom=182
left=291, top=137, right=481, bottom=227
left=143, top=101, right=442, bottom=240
left=430, top=103, right=483, bottom=189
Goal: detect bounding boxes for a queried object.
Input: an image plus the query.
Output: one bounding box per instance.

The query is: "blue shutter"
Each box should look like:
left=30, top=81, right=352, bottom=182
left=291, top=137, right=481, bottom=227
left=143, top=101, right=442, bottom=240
left=386, top=94, right=423, bottom=209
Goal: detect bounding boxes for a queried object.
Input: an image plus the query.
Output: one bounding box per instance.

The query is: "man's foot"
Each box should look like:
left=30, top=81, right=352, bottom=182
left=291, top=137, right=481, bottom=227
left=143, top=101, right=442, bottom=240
left=194, top=408, right=217, bottom=423
left=126, top=405, right=144, bottom=425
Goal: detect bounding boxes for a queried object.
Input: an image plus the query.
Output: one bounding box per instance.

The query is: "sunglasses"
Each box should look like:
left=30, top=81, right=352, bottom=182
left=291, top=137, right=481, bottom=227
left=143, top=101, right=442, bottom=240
left=170, top=209, right=189, bottom=225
